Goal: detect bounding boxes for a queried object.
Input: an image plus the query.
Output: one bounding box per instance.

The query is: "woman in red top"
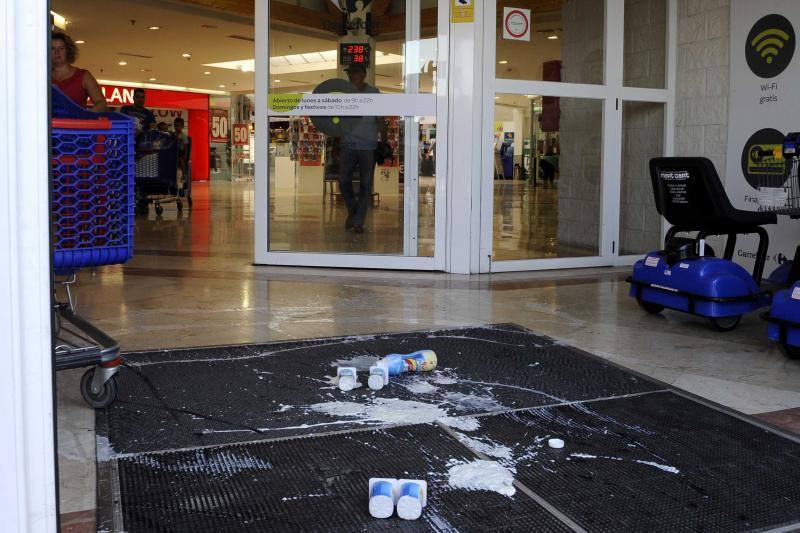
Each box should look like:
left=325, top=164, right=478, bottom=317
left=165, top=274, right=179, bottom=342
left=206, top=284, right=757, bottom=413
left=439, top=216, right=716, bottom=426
left=51, top=32, right=107, bottom=111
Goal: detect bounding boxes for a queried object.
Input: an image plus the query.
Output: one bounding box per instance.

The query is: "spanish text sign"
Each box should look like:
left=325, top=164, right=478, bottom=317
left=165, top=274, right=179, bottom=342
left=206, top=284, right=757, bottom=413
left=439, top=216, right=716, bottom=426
left=503, top=7, right=531, bottom=41
left=267, top=93, right=436, bottom=116
left=451, top=0, right=474, bottom=23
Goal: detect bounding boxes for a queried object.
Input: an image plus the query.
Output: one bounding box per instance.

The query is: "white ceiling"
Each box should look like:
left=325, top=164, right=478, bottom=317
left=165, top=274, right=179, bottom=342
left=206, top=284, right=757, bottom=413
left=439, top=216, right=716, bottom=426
left=53, top=0, right=563, bottom=97
left=53, top=0, right=256, bottom=92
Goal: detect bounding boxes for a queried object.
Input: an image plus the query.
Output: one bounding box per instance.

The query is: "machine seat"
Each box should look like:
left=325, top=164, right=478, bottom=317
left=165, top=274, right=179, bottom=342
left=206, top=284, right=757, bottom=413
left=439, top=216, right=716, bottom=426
left=649, top=157, right=776, bottom=233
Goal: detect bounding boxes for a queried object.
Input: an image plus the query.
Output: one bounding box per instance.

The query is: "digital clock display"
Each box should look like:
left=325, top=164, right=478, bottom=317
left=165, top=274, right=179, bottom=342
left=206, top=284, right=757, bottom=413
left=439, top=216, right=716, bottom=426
left=340, top=43, right=371, bottom=67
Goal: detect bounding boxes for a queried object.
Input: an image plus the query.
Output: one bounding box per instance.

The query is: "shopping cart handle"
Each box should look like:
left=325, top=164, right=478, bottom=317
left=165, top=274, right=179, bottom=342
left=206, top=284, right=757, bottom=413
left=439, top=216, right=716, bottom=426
left=51, top=117, right=112, bottom=130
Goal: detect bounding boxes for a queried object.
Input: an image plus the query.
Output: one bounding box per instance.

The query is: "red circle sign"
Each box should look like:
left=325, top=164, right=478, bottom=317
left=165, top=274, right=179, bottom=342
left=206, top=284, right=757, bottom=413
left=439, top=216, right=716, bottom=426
left=504, top=9, right=529, bottom=39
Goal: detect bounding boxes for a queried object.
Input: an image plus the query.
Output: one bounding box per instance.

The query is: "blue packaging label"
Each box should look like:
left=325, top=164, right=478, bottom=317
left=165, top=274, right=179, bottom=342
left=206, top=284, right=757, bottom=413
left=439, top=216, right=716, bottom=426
left=371, top=480, right=394, bottom=499
left=400, top=482, right=422, bottom=500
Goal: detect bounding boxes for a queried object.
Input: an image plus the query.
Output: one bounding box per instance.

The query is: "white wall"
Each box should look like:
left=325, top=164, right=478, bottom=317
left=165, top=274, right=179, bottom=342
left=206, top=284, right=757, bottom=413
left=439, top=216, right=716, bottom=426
left=674, top=0, right=730, bottom=175
left=673, top=0, right=797, bottom=271
left=0, top=0, right=58, bottom=531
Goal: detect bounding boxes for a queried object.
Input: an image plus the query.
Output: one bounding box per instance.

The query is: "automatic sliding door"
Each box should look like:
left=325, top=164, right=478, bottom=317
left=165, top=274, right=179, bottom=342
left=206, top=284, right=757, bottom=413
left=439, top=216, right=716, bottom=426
left=260, top=0, right=442, bottom=267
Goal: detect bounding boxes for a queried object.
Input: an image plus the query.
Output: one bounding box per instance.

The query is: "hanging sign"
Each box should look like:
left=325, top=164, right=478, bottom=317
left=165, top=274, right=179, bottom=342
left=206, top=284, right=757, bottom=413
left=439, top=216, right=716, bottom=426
left=209, top=109, right=229, bottom=143
left=232, top=123, right=249, bottom=146
left=451, top=0, right=474, bottom=24
left=503, top=7, right=531, bottom=41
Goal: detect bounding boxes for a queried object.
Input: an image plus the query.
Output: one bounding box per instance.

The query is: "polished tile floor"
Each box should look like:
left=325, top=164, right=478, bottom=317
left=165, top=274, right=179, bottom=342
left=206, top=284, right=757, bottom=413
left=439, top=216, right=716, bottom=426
left=56, top=180, right=800, bottom=531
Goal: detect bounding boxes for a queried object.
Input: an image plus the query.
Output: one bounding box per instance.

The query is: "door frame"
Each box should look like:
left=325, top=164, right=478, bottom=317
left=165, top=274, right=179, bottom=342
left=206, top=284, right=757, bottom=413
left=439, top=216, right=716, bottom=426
left=254, top=0, right=449, bottom=270
left=478, top=0, right=677, bottom=273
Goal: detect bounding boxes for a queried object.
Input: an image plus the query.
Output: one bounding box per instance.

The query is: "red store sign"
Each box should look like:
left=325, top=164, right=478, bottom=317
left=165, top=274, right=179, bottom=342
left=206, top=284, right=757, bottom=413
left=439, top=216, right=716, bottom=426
left=99, top=85, right=208, bottom=110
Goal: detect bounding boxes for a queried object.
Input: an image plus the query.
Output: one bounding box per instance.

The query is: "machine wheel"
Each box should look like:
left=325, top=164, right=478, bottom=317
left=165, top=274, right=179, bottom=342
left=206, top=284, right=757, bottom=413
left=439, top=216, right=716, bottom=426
left=779, top=343, right=800, bottom=359
left=155, top=204, right=164, bottom=216
left=176, top=201, right=183, bottom=212
left=80, top=369, right=118, bottom=409
left=636, top=298, right=664, bottom=314
left=708, top=315, right=741, bottom=332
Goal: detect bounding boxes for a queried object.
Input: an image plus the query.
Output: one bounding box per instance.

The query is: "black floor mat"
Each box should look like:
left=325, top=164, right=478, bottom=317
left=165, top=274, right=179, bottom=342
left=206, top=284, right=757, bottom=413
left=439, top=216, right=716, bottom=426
left=462, top=391, right=800, bottom=532
left=108, top=325, right=660, bottom=454
left=99, top=324, right=800, bottom=532
left=116, top=424, right=570, bottom=533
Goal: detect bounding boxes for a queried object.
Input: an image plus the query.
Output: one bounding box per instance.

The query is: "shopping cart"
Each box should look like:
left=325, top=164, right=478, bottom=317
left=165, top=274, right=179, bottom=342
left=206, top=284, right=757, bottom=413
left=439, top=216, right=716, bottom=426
left=134, top=130, right=183, bottom=216
left=758, top=133, right=800, bottom=358
left=51, top=86, right=134, bottom=407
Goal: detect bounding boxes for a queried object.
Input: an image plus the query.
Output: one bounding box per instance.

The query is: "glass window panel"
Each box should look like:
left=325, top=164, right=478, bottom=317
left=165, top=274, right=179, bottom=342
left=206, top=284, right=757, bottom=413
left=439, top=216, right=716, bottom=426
left=623, top=0, right=667, bottom=89
left=496, top=0, right=605, bottom=85
left=619, top=101, right=665, bottom=255
left=492, top=94, right=602, bottom=261
left=267, top=1, right=437, bottom=256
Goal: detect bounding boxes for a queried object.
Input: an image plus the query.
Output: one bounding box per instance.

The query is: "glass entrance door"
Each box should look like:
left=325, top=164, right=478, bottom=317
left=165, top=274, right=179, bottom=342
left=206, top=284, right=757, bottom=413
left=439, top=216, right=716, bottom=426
left=255, top=0, right=446, bottom=269
left=480, top=0, right=675, bottom=272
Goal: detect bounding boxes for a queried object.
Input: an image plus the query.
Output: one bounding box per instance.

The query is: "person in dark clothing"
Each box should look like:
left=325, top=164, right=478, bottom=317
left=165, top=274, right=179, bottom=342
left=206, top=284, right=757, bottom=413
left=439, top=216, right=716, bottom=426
left=337, top=63, right=387, bottom=234
left=120, top=88, right=156, bottom=139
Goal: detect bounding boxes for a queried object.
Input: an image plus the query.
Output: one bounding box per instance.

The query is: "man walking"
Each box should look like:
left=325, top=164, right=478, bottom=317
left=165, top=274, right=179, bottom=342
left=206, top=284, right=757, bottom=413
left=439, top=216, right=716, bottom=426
left=338, top=63, right=387, bottom=233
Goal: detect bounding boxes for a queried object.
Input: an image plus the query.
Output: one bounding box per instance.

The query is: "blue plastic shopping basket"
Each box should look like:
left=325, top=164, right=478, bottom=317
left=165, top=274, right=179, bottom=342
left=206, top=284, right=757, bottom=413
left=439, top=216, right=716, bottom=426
left=51, top=86, right=134, bottom=408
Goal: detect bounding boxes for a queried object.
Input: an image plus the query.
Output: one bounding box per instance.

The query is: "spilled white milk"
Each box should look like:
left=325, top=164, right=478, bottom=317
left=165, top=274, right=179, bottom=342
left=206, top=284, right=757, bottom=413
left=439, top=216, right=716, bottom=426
left=448, top=460, right=516, bottom=497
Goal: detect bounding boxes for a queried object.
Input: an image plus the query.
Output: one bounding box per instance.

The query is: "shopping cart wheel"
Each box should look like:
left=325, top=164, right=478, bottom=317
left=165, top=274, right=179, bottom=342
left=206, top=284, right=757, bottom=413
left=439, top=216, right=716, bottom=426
left=780, top=343, right=800, bottom=359
left=636, top=297, right=664, bottom=315
left=177, top=201, right=183, bottom=212
left=155, top=204, right=164, bottom=216
left=709, top=315, right=741, bottom=332
left=80, top=368, right=118, bottom=408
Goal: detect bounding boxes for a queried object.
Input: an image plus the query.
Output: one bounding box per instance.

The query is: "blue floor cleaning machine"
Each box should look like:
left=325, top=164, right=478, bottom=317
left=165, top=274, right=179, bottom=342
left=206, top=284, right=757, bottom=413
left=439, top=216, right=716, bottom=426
left=761, top=133, right=800, bottom=359
left=627, top=157, right=776, bottom=331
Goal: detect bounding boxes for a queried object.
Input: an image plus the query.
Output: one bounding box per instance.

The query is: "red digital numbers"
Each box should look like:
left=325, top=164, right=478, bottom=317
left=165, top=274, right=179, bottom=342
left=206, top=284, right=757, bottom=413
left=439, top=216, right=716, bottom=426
left=341, top=44, right=370, bottom=66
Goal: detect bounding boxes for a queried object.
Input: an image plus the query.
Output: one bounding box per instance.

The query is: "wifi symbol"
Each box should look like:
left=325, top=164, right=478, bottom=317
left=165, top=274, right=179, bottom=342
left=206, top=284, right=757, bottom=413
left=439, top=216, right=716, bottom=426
left=751, top=28, right=791, bottom=64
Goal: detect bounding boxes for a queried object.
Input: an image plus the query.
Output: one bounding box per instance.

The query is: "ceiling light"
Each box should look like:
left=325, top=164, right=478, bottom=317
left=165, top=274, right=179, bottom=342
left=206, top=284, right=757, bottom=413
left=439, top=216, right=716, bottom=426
left=182, top=53, right=192, bottom=58
left=149, top=26, right=160, bottom=30
left=495, top=96, right=499, bottom=99
left=149, top=77, right=156, bottom=81
left=526, top=94, right=535, bottom=98
left=547, top=35, right=558, bottom=40
left=118, top=61, right=128, bottom=66
left=75, top=40, right=85, bottom=44
left=50, top=11, right=67, bottom=30
left=498, top=60, right=508, bottom=64
left=274, top=79, right=281, bottom=83
left=204, top=71, right=211, bottom=75
left=219, top=84, right=226, bottom=88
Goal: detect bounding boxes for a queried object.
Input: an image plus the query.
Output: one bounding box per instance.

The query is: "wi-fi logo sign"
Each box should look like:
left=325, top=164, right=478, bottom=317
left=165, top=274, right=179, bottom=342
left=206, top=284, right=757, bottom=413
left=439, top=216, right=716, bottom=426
left=752, top=28, right=790, bottom=64
left=746, top=14, right=795, bottom=79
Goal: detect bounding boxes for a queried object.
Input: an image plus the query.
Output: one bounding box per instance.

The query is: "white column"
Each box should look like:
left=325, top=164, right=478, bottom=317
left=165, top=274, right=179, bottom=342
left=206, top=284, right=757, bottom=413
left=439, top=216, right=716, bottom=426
left=0, top=0, right=58, bottom=531
left=254, top=0, right=269, bottom=263
left=446, top=6, right=484, bottom=274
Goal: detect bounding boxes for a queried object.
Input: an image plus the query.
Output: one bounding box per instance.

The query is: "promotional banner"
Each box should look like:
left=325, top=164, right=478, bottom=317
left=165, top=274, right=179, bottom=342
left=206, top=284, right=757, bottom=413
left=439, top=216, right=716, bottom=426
left=232, top=123, right=250, bottom=146
left=210, top=109, right=230, bottom=143
left=267, top=93, right=436, bottom=117
left=727, top=0, right=800, bottom=271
